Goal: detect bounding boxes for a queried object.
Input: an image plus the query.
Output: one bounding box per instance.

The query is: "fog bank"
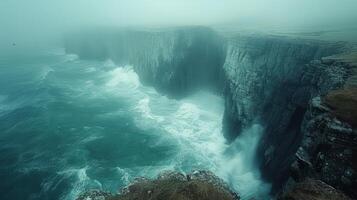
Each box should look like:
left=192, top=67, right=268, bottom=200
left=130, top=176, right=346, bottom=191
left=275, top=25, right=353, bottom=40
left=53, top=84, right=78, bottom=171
left=1, top=0, right=357, bottom=51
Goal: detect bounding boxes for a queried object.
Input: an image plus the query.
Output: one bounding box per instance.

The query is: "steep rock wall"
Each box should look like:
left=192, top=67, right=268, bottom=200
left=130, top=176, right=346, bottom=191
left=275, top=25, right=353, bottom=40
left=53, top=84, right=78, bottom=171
left=221, top=34, right=346, bottom=191
left=287, top=57, right=357, bottom=198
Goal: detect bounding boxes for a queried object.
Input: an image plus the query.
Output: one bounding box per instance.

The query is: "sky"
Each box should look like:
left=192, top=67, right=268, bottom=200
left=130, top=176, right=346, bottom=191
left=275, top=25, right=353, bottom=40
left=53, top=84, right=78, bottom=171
left=1, top=0, right=357, bottom=49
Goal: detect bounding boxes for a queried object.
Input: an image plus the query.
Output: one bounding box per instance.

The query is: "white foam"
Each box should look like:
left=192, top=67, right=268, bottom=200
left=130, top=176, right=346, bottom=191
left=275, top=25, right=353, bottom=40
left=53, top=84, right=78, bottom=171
left=59, top=167, right=103, bottom=200
left=103, top=59, right=118, bottom=69
left=84, top=67, right=96, bottom=73
left=217, top=124, right=271, bottom=199
left=64, top=54, right=79, bottom=62
left=116, top=167, right=131, bottom=185
left=99, top=66, right=270, bottom=199
left=105, top=66, right=140, bottom=90
left=59, top=62, right=270, bottom=199
left=135, top=97, right=164, bottom=123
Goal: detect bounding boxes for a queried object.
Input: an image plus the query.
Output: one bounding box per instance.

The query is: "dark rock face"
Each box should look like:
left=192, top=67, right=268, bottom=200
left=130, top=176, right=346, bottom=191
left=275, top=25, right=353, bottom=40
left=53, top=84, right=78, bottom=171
left=76, top=171, right=240, bottom=200
left=278, top=179, right=352, bottom=200
left=222, top=36, right=342, bottom=140
left=221, top=35, right=346, bottom=191
left=284, top=56, right=357, bottom=199
left=291, top=97, right=357, bottom=198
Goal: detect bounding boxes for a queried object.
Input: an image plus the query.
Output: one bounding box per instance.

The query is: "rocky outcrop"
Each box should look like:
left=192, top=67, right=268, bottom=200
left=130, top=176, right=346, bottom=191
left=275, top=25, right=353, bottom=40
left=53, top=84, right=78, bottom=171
left=286, top=55, right=357, bottom=198
left=76, top=171, right=240, bottom=200
left=64, top=27, right=355, bottom=197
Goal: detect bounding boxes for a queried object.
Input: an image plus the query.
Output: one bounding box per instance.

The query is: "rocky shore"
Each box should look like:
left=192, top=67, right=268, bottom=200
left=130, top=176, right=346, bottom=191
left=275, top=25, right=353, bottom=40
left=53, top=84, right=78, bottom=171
left=76, top=171, right=240, bottom=200
left=66, top=27, right=357, bottom=199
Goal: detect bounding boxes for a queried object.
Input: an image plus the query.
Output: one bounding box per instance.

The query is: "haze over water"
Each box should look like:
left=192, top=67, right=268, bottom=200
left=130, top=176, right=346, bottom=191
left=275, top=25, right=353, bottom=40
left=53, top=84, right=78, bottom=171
left=1, top=1, right=356, bottom=200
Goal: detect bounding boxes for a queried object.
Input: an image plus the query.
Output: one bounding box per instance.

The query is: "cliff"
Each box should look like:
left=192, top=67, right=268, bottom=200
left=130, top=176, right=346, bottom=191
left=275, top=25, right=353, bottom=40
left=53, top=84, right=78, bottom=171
left=286, top=54, right=357, bottom=198
left=65, top=27, right=226, bottom=97
left=226, top=36, right=348, bottom=191
left=64, top=27, right=355, bottom=198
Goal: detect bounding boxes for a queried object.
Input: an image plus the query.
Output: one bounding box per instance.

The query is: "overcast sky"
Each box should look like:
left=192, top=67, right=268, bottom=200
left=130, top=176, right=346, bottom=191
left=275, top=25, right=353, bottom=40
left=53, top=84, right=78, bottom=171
left=1, top=0, right=357, bottom=48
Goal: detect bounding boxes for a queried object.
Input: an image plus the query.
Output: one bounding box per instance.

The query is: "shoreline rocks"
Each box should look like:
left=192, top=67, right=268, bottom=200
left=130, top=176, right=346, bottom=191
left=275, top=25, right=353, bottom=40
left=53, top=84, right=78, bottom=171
left=76, top=170, right=240, bottom=200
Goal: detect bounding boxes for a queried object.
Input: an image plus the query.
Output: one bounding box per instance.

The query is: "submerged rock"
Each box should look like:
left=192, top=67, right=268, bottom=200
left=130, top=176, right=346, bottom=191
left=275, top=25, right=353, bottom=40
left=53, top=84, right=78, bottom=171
left=76, top=170, right=240, bottom=200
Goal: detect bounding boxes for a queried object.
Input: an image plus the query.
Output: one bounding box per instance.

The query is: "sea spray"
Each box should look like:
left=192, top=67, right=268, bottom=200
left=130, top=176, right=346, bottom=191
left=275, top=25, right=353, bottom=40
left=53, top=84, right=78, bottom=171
left=104, top=65, right=271, bottom=199
left=218, top=124, right=271, bottom=199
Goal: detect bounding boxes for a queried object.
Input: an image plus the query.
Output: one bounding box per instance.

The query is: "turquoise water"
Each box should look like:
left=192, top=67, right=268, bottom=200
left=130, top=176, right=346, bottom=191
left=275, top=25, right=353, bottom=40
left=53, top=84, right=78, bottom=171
left=0, top=49, right=270, bottom=200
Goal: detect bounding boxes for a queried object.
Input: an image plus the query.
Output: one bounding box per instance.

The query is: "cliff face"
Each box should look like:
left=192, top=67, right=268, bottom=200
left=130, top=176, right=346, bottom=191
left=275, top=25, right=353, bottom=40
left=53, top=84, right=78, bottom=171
left=287, top=56, right=357, bottom=198
left=222, top=35, right=346, bottom=190
left=64, top=27, right=354, bottom=197
left=65, top=27, right=226, bottom=97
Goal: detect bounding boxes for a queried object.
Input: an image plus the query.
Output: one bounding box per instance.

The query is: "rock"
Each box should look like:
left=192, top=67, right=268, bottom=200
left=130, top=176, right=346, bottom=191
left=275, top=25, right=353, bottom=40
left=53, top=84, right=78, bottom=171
left=324, top=88, right=357, bottom=127
left=76, top=171, right=239, bottom=200
left=220, top=35, right=347, bottom=192
left=291, top=91, right=357, bottom=198
left=278, top=179, right=352, bottom=200
left=157, top=170, right=187, bottom=182
left=77, top=190, right=113, bottom=200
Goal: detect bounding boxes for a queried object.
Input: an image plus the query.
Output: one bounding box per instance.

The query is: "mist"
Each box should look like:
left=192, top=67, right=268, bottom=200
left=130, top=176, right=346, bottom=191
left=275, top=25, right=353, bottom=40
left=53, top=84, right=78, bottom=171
left=1, top=0, right=357, bottom=51
left=1, top=1, right=357, bottom=200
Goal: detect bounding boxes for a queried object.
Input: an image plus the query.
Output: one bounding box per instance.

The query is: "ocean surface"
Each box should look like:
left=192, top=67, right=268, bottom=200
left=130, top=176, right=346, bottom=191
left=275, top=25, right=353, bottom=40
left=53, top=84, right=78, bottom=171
left=0, top=49, right=270, bottom=200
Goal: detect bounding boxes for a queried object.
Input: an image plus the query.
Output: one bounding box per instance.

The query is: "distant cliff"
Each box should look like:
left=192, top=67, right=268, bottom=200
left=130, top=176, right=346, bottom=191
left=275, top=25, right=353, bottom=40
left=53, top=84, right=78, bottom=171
left=65, top=27, right=226, bottom=97
left=65, top=27, right=356, bottom=198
